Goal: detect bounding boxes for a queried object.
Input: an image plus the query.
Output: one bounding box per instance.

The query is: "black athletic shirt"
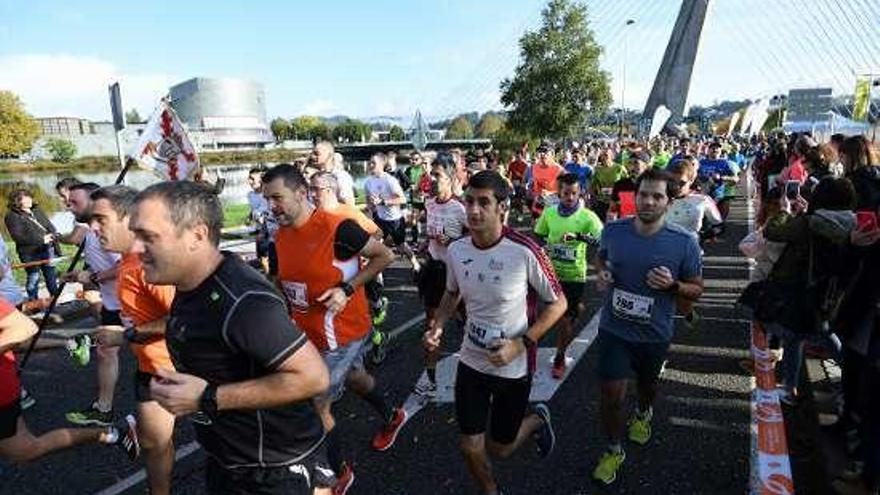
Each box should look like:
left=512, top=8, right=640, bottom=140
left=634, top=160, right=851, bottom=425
left=166, top=253, right=324, bottom=469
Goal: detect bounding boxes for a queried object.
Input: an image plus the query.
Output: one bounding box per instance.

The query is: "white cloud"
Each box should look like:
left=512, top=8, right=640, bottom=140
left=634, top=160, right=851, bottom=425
left=0, top=54, right=175, bottom=120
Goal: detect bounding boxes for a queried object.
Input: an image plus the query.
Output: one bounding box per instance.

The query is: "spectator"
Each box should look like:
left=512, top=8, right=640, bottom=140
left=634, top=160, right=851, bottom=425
left=3, top=189, right=59, bottom=301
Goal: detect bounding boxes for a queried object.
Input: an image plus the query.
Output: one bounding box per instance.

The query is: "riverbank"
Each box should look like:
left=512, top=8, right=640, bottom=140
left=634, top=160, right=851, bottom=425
left=0, top=147, right=311, bottom=174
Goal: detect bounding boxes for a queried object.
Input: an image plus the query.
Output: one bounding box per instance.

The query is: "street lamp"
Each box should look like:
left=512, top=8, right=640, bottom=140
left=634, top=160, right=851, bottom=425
left=620, top=18, right=636, bottom=138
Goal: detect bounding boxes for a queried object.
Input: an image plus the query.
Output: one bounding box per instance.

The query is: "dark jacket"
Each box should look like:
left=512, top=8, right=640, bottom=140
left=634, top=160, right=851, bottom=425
left=4, top=206, right=57, bottom=260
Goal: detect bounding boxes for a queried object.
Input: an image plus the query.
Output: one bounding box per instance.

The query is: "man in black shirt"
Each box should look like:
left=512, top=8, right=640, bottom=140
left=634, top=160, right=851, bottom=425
left=134, top=181, right=333, bottom=495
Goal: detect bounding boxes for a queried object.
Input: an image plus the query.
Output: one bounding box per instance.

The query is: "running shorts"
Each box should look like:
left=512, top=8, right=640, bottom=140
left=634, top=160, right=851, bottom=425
left=454, top=362, right=531, bottom=445
left=595, top=330, right=670, bottom=383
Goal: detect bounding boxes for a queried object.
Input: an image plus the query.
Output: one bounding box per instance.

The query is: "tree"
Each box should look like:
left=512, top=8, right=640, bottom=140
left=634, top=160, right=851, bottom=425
left=270, top=117, right=291, bottom=142
left=332, top=119, right=370, bottom=143
left=290, top=115, right=324, bottom=140
left=389, top=125, right=406, bottom=141
left=476, top=113, right=505, bottom=138
left=500, top=0, right=611, bottom=139
left=125, top=109, right=142, bottom=124
left=445, top=116, right=474, bottom=140
left=0, top=91, right=40, bottom=157
left=44, top=138, right=77, bottom=163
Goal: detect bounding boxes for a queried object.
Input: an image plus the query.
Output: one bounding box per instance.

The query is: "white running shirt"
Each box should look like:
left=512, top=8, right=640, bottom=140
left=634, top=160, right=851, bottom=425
left=426, top=197, right=467, bottom=264
left=83, top=231, right=121, bottom=311
left=667, top=192, right=722, bottom=235
left=446, top=229, right=562, bottom=379
left=363, top=173, right=405, bottom=221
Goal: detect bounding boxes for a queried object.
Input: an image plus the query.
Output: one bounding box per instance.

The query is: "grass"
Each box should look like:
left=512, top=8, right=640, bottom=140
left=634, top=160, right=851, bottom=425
left=223, top=203, right=251, bottom=228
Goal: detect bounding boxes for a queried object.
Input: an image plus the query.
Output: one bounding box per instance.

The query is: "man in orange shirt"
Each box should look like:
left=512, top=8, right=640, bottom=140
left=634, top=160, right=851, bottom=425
left=264, top=164, right=405, bottom=495
left=529, top=143, right=565, bottom=218
left=88, top=185, right=177, bottom=495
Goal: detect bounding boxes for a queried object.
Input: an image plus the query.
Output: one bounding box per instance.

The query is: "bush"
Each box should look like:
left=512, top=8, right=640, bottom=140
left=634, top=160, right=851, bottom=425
left=44, top=138, right=77, bottom=163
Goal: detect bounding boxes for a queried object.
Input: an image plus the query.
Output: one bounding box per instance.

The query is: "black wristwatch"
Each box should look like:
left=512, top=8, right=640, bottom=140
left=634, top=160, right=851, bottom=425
left=336, top=281, right=355, bottom=297
left=200, top=384, right=219, bottom=419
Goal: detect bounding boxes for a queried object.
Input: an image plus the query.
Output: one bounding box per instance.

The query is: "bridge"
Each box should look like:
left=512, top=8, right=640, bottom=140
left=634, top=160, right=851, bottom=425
left=334, top=138, right=492, bottom=160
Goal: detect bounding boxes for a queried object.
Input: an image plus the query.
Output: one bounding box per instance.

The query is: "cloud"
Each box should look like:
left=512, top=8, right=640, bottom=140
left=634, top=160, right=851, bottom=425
left=0, top=54, right=176, bottom=120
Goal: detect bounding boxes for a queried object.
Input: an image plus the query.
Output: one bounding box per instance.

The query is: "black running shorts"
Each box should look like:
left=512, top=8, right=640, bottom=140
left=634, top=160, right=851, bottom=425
left=454, top=362, right=531, bottom=445
left=595, top=330, right=670, bottom=383
left=0, top=400, right=21, bottom=440
left=205, top=442, right=335, bottom=495
left=417, top=258, right=447, bottom=310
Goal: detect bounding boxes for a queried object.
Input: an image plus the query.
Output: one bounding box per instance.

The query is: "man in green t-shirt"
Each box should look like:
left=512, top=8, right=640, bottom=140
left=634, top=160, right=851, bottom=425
left=535, top=173, right=604, bottom=379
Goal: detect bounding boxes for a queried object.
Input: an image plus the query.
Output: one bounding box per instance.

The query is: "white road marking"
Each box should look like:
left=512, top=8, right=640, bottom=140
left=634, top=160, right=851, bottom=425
left=93, top=441, right=200, bottom=495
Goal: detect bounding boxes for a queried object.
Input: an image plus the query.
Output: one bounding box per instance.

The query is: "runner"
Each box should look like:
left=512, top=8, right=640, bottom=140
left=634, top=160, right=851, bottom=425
left=697, top=141, right=739, bottom=219
left=418, top=153, right=467, bottom=396
left=363, top=152, right=420, bottom=272
left=87, top=184, right=177, bottom=495
left=534, top=173, right=603, bottom=379
left=607, top=151, right=649, bottom=221
left=507, top=148, right=530, bottom=221
left=424, top=170, right=565, bottom=495
left=133, top=181, right=334, bottom=495
left=246, top=165, right=277, bottom=275
left=312, top=141, right=356, bottom=205
left=564, top=146, right=594, bottom=196
left=406, top=151, right=429, bottom=245
left=591, top=150, right=627, bottom=221
left=63, top=182, right=124, bottom=428
left=590, top=168, right=704, bottom=485
left=528, top=143, right=564, bottom=219
left=667, top=157, right=723, bottom=242
left=263, top=165, right=407, bottom=495
left=0, top=298, right=139, bottom=464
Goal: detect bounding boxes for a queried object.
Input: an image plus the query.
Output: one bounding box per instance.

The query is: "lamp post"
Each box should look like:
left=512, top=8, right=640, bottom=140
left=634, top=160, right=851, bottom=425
left=620, top=18, right=636, bottom=138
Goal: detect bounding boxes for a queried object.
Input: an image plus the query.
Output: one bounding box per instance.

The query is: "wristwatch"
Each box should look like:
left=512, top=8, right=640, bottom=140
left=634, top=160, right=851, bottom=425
left=200, top=384, right=219, bottom=419
left=89, top=272, right=100, bottom=285
left=336, top=281, right=355, bottom=297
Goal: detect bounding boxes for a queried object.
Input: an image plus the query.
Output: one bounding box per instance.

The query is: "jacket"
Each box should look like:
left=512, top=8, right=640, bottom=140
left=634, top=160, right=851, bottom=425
left=4, top=206, right=57, bottom=259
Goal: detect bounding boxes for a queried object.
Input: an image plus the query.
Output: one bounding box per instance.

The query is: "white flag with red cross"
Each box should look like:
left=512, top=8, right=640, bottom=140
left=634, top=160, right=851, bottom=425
left=133, top=100, right=200, bottom=181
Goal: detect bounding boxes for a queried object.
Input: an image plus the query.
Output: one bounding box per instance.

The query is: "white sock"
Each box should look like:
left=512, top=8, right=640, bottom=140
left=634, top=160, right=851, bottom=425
left=102, top=426, right=119, bottom=444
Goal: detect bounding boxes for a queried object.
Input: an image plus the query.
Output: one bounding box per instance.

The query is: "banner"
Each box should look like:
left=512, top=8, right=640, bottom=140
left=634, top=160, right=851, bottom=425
left=727, top=112, right=741, bottom=137
left=649, top=105, right=672, bottom=138
left=133, top=100, right=200, bottom=181
left=740, top=102, right=758, bottom=136
left=853, top=77, right=871, bottom=122
left=750, top=99, right=772, bottom=136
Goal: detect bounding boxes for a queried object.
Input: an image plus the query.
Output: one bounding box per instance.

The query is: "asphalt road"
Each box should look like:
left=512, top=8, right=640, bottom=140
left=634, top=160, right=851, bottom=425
left=2, top=195, right=756, bottom=495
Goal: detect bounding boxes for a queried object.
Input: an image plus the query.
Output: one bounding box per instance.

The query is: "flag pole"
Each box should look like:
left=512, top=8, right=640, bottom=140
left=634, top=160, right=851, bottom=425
left=18, top=157, right=136, bottom=370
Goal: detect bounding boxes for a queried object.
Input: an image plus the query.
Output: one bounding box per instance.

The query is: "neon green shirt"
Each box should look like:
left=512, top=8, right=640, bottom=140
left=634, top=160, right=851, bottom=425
left=653, top=151, right=671, bottom=169
left=592, top=164, right=627, bottom=200
left=534, top=205, right=604, bottom=282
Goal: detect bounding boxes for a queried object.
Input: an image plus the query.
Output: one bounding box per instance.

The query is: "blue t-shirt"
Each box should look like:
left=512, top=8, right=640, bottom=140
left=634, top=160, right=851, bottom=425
left=698, top=158, right=736, bottom=199
left=564, top=162, right=594, bottom=191
left=598, top=219, right=702, bottom=343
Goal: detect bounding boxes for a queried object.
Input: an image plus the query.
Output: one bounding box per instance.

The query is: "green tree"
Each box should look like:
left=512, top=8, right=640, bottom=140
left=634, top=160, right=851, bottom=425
left=445, top=116, right=474, bottom=140
left=44, top=138, right=77, bottom=163
left=270, top=117, right=291, bottom=142
left=125, top=108, right=142, bottom=124
left=332, top=119, right=370, bottom=143
left=290, top=115, right=324, bottom=140
left=476, top=113, right=505, bottom=138
left=0, top=91, right=40, bottom=157
left=500, top=0, right=611, bottom=139
left=311, top=122, right=332, bottom=142
left=389, top=125, right=406, bottom=141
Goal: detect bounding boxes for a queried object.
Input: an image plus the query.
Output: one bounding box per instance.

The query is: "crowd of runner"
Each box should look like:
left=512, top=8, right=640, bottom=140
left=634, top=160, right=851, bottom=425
left=0, top=131, right=877, bottom=494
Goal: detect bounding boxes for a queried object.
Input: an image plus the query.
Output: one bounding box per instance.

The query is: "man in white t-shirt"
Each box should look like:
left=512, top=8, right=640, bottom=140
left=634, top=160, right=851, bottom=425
left=247, top=165, right=278, bottom=275
left=312, top=141, right=356, bottom=206
left=363, top=152, right=419, bottom=272
left=424, top=170, right=567, bottom=495
left=62, top=183, right=123, bottom=428
left=666, top=157, right=723, bottom=238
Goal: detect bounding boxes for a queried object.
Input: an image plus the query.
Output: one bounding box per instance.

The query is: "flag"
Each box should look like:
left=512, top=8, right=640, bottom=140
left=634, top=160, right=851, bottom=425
left=749, top=99, right=772, bottom=136
left=853, top=77, right=871, bottom=121
left=726, top=112, right=741, bottom=137
left=649, top=105, right=671, bottom=138
left=133, top=100, right=200, bottom=181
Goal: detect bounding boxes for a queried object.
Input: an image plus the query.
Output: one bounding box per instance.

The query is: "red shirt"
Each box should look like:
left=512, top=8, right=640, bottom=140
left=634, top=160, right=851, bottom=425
left=508, top=159, right=528, bottom=183
left=0, top=298, right=19, bottom=406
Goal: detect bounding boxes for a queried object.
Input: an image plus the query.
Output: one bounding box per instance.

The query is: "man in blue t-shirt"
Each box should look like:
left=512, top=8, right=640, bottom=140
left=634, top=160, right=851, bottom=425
left=698, top=141, right=739, bottom=218
left=564, top=147, right=594, bottom=195
left=590, top=168, right=704, bottom=486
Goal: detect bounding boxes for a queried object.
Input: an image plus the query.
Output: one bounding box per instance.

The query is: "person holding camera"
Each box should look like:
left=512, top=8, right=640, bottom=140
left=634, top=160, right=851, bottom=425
left=3, top=188, right=59, bottom=301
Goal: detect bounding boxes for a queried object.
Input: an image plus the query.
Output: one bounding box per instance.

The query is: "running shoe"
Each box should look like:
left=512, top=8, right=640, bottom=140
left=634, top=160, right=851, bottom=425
left=592, top=449, right=626, bottom=485
left=372, top=297, right=389, bottom=327
left=371, top=407, right=407, bottom=451
left=628, top=412, right=652, bottom=445
left=114, top=414, right=140, bottom=462
left=19, top=388, right=36, bottom=410
left=66, top=403, right=113, bottom=427
left=551, top=355, right=566, bottom=380
left=332, top=462, right=355, bottom=495
left=533, top=403, right=555, bottom=458
left=67, top=334, right=92, bottom=367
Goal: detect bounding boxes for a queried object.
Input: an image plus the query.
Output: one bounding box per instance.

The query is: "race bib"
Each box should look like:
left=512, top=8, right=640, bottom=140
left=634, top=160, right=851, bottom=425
left=466, top=318, right=506, bottom=349
left=612, top=288, right=654, bottom=323
left=426, top=218, right=445, bottom=238
left=549, top=243, right=577, bottom=262
left=281, top=281, right=309, bottom=310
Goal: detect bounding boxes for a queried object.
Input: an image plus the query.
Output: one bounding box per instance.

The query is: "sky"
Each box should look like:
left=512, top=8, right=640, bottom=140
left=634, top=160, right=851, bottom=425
left=1, top=0, right=878, bottom=123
